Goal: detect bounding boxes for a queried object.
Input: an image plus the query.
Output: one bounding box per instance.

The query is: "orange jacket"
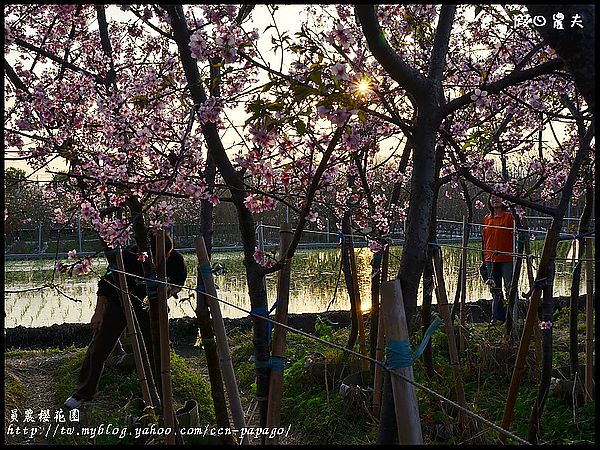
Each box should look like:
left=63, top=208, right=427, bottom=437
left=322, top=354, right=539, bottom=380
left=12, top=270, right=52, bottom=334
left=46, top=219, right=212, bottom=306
left=482, top=211, right=515, bottom=263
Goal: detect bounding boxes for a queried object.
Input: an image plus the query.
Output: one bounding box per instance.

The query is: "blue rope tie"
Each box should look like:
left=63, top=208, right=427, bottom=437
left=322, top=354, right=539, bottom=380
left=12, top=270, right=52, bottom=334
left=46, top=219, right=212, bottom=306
left=198, top=263, right=213, bottom=278
left=196, top=276, right=206, bottom=293
left=386, top=315, right=443, bottom=369
left=250, top=300, right=279, bottom=343
left=252, top=356, right=286, bottom=371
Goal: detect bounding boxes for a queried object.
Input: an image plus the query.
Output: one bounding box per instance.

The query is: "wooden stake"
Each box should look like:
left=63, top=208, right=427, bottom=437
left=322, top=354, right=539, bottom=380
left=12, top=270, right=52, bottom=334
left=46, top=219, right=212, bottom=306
left=156, top=231, right=175, bottom=444
left=432, top=246, right=467, bottom=426
left=521, top=218, right=542, bottom=375
left=380, top=279, right=423, bottom=444
left=349, top=235, right=369, bottom=371
left=131, top=300, right=161, bottom=409
left=584, top=237, right=594, bottom=403
left=195, top=237, right=248, bottom=444
left=265, top=223, right=293, bottom=445
left=498, top=228, right=559, bottom=443
left=114, top=249, right=152, bottom=407
left=459, top=215, right=468, bottom=352
left=196, top=272, right=233, bottom=443
left=372, top=248, right=389, bottom=417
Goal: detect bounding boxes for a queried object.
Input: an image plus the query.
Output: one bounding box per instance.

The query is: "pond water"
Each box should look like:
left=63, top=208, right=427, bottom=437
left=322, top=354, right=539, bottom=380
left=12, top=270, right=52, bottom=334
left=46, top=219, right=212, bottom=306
left=4, top=244, right=586, bottom=328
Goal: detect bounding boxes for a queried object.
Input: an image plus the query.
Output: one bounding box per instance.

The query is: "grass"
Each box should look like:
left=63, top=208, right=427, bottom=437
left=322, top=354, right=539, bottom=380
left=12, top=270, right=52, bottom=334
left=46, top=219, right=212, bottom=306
left=51, top=349, right=216, bottom=445
left=3, top=300, right=595, bottom=445
left=4, top=370, right=25, bottom=423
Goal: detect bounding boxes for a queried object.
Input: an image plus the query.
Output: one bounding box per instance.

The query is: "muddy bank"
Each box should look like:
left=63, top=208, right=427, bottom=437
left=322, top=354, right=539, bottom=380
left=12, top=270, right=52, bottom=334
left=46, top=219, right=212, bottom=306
left=4, top=295, right=590, bottom=350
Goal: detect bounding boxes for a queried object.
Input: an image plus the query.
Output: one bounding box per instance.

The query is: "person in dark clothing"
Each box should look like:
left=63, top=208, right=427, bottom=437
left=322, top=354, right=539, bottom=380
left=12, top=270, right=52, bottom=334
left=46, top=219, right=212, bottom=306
left=64, top=232, right=187, bottom=410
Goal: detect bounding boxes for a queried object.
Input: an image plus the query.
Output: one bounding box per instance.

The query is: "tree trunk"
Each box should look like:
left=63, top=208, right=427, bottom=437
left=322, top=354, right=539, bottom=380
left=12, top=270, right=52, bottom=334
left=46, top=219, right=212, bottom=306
left=528, top=260, right=556, bottom=443
left=127, top=197, right=163, bottom=406
left=370, top=252, right=382, bottom=366
left=398, top=115, right=441, bottom=329
left=165, top=6, right=272, bottom=430
left=342, top=209, right=358, bottom=350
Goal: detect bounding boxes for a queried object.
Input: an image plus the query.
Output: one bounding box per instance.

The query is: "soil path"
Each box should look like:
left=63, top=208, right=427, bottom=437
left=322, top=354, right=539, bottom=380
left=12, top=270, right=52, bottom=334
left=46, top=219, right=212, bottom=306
left=4, top=347, right=301, bottom=445
left=5, top=351, right=79, bottom=445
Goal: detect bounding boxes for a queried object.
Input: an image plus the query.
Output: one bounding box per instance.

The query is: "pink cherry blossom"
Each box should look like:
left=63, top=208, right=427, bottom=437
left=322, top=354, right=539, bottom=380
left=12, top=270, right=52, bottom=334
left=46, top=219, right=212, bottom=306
left=331, top=62, right=350, bottom=81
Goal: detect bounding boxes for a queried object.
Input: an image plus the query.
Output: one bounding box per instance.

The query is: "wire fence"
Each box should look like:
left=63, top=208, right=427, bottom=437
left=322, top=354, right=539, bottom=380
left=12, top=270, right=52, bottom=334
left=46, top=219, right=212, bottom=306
left=5, top=215, right=593, bottom=259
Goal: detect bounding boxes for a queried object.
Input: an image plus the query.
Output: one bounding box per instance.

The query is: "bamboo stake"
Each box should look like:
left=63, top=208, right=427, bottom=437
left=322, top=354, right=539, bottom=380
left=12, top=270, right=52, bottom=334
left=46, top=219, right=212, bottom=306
left=372, top=247, right=389, bottom=417
left=131, top=300, right=161, bottom=409
left=431, top=246, right=467, bottom=426
left=195, top=237, right=248, bottom=444
left=459, top=215, right=468, bottom=352
left=584, top=237, right=594, bottom=403
left=265, top=223, right=293, bottom=445
left=380, top=279, right=423, bottom=444
left=114, top=249, right=152, bottom=407
left=196, top=271, right=233, bottom=443
left=156, top=231, right=175, bottom=444
left=498, top=228, right=559, bottom=443
left=349, top=234, right=369, bottom=371
left=522, top=218, right=542, bottom=375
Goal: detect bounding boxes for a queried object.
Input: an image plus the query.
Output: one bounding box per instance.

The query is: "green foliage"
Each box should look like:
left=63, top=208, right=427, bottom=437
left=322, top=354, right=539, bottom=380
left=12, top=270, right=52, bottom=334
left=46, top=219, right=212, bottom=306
left=169, top=352, right=215, bottom=424
left=51, top=348, right=215, bottom=444
left=4, top=370, right=25, bottom=423
left=280, top=357, right=372, bottom=444
left=314, top=316, right=334, bottom=341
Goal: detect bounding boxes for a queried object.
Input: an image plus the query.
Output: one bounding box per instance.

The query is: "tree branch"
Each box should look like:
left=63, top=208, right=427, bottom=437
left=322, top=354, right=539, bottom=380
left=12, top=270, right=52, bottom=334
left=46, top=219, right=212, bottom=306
left=444, top=58, right=565, bottom=115
left=355, top=4, right=428, bottom=99
left=12, top=37, right=105, bottom=85
left=427, top=5, right=456, bottom=84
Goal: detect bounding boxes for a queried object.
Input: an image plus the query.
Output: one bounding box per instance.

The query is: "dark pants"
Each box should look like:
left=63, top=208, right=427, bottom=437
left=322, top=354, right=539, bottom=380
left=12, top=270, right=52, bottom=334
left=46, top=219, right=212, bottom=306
left=74, top=299, right=153, bottom=400
left=486, top=261, right=513, bottom=323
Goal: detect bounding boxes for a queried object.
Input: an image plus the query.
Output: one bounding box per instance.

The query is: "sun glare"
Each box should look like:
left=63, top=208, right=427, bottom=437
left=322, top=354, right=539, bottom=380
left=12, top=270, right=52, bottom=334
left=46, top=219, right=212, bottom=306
left=353, top=77, right=373, bottom=97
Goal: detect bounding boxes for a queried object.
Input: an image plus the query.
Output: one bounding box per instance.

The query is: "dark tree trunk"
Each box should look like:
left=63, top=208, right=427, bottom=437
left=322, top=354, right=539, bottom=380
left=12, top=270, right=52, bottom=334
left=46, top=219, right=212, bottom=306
left=398, top=112, right=441, bottom=329
left=165, top=5, right=271, bottom=431
left=370, top=252, right=382, bottom=362
left=422, top=141, right=444, bottom=379
left=196, top=146, right=233, bottom=443
left=342, top=209, right=358, bottom=350
left=528, top=260, right=556, bottom=443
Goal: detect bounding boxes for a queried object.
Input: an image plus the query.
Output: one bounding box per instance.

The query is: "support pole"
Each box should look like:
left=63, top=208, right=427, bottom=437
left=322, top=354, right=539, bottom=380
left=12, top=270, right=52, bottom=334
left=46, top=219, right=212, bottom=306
left=265, top=223, right=293, bottom=444
left=522, top=218, right=542, bottom=376
left=156, top=231, right=176, bottom=444
left=431, top=246, right=467, bottom=426
left=349, top=233, right=369, bottom=371
left=38, top=222, right=42, bottom=253
left=459, top=215, right=468, bottom=352
left=498, top=228, right=559, bottom=443
left=78, top=218, right=83, bottom=254
left=195, top=263, right=232, bottom=443
left=372, top=247, right=389, bottom=417
left=380, top=279, right=423, bottom=444
left=195, top=237, right=248, bottom=444
left=114, top=249, right=152, bottom=407
left=584, top=237, right=594, bottom=403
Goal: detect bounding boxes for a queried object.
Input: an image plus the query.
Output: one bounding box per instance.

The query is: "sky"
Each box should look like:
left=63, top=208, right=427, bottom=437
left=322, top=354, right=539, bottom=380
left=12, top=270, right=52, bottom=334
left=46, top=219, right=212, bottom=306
left=4, top=5, right=309, bottom=180
left=4, top=4, right=573, bottom=181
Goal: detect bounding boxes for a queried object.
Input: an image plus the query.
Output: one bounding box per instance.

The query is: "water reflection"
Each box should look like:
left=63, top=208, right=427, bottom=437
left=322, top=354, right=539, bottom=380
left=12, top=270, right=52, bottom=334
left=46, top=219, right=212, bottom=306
left=4, top=247, right=584, bottom=328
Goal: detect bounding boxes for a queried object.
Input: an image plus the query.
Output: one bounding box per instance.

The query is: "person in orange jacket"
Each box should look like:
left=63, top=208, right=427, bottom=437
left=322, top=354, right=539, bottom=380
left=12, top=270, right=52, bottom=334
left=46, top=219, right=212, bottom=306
left=482, top=194, right=515, bottom=324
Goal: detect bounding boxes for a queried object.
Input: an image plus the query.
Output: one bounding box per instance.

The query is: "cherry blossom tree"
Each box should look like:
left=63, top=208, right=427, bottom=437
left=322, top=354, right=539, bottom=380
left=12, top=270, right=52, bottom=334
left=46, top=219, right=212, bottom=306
left=4, top=4, right=594, bottom=443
